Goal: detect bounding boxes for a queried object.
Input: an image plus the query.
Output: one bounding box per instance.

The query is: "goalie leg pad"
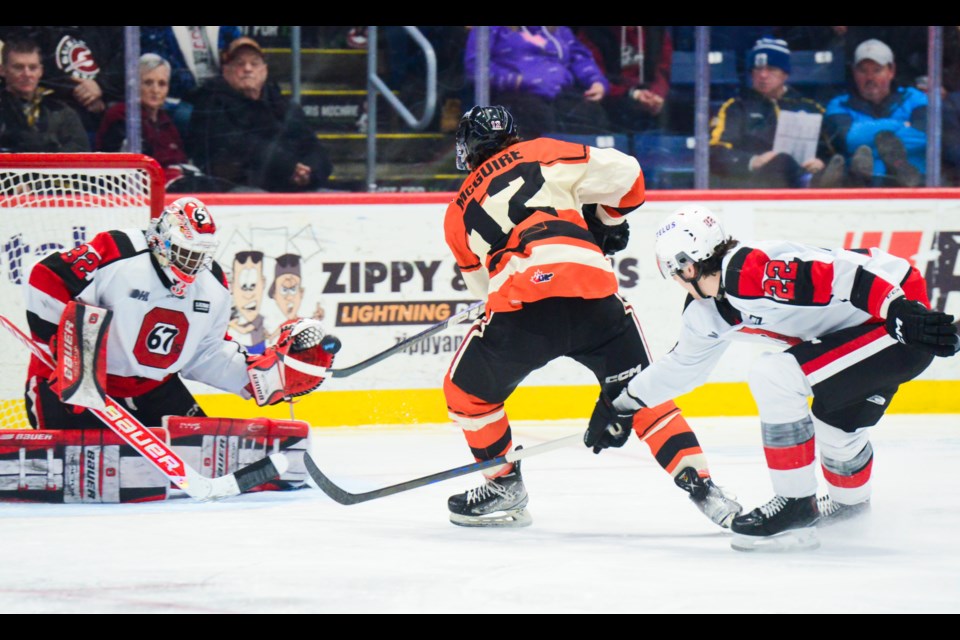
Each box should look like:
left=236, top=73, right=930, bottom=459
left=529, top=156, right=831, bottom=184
left=0, top=429, right=170, bottom=503
left=165, top=417, right=311, bottom=490
left=53, top=301, right=111, bottom=411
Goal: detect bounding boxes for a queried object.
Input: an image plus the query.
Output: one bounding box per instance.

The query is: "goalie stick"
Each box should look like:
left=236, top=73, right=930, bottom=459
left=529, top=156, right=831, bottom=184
left=329, top=301, right=485, bottom=378
left=0, top=314, right=288, bottom=501
left=304, top=433, right=582, bottom=505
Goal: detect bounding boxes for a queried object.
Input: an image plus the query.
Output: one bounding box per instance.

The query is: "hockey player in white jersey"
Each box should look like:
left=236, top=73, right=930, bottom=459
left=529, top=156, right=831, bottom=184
left=585, top=205, right=958, bottom=550
left=24, top=196, right=338, bottom=430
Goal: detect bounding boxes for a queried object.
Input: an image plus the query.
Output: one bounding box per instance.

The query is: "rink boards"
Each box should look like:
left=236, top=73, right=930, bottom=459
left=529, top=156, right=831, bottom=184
left=184, top=189, right=960, bottom=426
left=0, top=189, right=955, bottom=427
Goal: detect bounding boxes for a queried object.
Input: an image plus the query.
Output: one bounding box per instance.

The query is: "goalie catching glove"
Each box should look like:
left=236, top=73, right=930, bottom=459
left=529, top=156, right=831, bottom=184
left=246, top=318, right=342, bottom=406
left=884, top=296, right=958, bottom=357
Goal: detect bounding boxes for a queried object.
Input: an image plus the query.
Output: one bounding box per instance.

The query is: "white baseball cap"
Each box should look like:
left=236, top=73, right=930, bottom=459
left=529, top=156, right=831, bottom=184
left=854, top=39, right=894, bottom=66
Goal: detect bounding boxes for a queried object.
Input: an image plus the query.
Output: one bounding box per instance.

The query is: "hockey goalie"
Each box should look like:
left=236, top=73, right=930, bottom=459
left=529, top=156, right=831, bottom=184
left=2, top=196, right=340, bottom=503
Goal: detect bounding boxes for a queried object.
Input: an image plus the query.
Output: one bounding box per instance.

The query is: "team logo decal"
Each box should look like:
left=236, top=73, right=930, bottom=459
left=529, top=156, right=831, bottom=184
left=56, top=35, right=100, bottom=79
left=531, top=269, right=554, bottom=284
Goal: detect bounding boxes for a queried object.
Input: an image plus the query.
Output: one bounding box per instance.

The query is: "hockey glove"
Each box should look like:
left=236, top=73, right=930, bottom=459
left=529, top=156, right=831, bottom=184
left=885, top=296, right=959, bottom=357
left=584, top=389, right=644, bottom=454
left=583, top=204, right=630, bottom=255
left=247, top=318, right=341, bottom=406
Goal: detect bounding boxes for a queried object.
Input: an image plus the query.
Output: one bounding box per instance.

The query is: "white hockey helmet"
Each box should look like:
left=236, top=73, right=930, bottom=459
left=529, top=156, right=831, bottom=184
left=654, top=205, right=726, bottom=279
left=147, top=196, right=218, bottom=285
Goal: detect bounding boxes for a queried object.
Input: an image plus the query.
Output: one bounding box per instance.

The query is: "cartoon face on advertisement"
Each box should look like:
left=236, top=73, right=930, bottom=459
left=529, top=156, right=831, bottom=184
left=231, top=250, right=265, bottom=323
left=269, top=253, right=304, bottom=320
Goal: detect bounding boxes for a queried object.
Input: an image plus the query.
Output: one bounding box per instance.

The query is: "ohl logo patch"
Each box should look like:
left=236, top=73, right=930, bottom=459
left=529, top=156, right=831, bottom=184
left=844, top=229, right=960, bottom=315
left=531, top=269, right=554, bottom=284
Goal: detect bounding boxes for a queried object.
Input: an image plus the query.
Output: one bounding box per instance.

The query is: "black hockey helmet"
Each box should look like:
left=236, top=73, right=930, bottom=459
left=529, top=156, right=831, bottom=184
left=455, top=105, right=518, bottom=171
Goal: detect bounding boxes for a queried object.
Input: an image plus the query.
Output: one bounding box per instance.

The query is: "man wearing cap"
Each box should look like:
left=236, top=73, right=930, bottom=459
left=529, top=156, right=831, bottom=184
left=188, top=36, right=333, bottom=192
left=709, top=37, right=836, bottom=189
left=823, top=38, right=927, bottom=187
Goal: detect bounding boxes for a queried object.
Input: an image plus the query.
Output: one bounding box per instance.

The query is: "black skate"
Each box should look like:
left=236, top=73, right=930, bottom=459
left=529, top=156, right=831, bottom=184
left=448, top=458, right=531, bottom=528
left=730, top=495, right=820, bottom=552
left=816, top=495, right=870, bottom=527
left=674, top=467, right=742, bottom=528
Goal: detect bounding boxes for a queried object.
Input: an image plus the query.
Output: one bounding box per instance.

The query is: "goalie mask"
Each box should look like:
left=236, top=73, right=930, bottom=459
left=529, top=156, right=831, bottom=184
left=655, top=206, right=727, bottom=283
left=147, top=197, right=218, bottom=294
left=456, top=105, right=518, bottom=171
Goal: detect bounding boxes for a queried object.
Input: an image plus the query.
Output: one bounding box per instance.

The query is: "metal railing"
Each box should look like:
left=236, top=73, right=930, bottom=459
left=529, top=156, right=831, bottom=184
left=364, top=26, right=437, bottom=191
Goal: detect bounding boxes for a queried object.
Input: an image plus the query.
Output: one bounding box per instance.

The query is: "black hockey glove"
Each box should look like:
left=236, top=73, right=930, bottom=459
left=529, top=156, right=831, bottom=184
left=885, top=296, right=959, bottom=357
left=583, top=204, right=630, bottom=255
left=584, top=390, right=641, bottom=454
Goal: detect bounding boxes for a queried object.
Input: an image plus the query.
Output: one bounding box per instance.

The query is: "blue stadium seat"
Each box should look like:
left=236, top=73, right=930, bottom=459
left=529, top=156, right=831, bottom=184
left=633, top=132, right=695, bottom=189
left=788, top=49, right=847, bottom=103
left=541, top=133, right=631, bottom=154
left=671, top=49, right=740, bottom=88
left=668, top=50, right=742, bottom=132
left=789, top=50, right=845, bottom=87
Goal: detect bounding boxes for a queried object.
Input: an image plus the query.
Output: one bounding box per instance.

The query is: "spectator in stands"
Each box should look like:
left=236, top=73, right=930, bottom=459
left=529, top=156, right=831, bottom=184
left=577, top=26, right=673, bottom=133
left=823, top=38, right=927, bottom=188
left=188, top=36, right=333, bottom=193
left=0, top=36, right=90, bottom=153
left=464, top=26, right=611, bottom=138
left=140, top=27, right=243, bottom=104
left=0, top=26, right=124, bottom=139
left=140, top=26, right=243, bottom=135
left=95, top=53, right=230, bottom=193
left=709, top=37, right=836, bottom=189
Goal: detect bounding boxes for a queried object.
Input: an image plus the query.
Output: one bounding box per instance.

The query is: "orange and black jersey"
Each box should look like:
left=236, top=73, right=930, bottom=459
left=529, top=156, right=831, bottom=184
left=444, top=137, right=645, bottom=312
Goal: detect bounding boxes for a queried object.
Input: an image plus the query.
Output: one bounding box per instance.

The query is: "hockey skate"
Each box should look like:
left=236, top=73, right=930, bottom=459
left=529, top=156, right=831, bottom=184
left=816, top=495, right=871, bottom=527
left=730, top=495, right=820, bottom=552
left=448, top=458, right=531, bottom=528
left=674, top=467, right=742, bottom=528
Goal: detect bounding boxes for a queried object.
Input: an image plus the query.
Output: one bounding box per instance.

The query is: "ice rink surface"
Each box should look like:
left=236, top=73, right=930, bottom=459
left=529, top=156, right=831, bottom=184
left=1, top=414, right=958, bottom=614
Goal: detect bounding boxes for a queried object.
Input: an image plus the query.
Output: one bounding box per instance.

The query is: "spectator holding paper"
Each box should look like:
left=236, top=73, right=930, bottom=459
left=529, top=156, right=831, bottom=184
left=709, top=37, right=839, bottom=189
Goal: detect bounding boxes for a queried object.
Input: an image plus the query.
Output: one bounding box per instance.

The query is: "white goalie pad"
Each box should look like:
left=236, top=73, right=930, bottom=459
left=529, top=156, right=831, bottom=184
left=0, top=429, right=170, bottom=503
left=164, top=416, right=312, bottom=490
left=55, top=301, right=111, bottom=411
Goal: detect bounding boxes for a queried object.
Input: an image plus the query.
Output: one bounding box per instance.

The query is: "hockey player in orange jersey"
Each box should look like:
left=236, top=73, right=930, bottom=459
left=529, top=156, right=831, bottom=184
left=442, top=105, right=742, bottom=528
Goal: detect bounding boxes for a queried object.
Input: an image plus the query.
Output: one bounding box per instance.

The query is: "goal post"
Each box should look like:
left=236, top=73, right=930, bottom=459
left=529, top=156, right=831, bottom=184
left=0, top=153, right=165, bottom=429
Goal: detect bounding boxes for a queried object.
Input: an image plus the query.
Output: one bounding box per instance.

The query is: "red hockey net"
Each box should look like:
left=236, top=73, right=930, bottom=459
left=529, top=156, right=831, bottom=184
left=0, top=153, right=165, bottom=429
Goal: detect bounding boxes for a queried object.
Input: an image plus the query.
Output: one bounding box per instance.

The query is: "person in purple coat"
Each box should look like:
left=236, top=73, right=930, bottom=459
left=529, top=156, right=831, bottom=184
left=465, top=26, right=611, bottom=138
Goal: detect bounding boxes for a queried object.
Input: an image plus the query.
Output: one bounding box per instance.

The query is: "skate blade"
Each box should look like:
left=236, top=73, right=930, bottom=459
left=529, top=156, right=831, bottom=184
left=730, top=526, right=820, bottom=552
left=449, top=508, right=532, bottom=528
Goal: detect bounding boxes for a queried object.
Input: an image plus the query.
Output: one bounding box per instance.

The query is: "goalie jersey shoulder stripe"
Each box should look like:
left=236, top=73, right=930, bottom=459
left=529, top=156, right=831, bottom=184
left=29, top=229, right=148, bottom=303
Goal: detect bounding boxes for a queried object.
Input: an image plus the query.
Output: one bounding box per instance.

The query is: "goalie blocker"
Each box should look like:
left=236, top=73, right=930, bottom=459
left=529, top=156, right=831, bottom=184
left=0, top=417, right=311, bottom=503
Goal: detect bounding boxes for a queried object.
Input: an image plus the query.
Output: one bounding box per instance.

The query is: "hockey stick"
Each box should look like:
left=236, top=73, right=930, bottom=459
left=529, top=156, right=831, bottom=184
left=329, top=301, right=485, bottom=378
left=0, top=314, right=288, bottom=501
left=304, top=433, right=582, bottom=505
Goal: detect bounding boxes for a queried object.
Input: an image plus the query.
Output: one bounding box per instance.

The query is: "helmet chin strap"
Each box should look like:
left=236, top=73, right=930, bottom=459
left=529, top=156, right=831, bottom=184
left=677, top=263, right=713, bottom=299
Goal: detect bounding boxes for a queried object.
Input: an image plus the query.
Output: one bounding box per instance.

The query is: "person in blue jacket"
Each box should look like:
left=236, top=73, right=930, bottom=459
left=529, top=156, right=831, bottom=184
left=823, top=38, right=927, bottom=187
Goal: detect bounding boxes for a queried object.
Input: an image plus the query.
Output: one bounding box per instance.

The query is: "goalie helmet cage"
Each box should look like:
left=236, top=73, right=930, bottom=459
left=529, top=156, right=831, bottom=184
left=0, top=153, right=165, bottom=430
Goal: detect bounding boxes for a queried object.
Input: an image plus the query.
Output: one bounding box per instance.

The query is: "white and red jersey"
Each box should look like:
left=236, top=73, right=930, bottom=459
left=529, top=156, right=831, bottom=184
left=627, top=241, right=930, bottom=406
left=25, top=228, right=250, bottom=398
left=444, top=138, right=645, bottom=313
